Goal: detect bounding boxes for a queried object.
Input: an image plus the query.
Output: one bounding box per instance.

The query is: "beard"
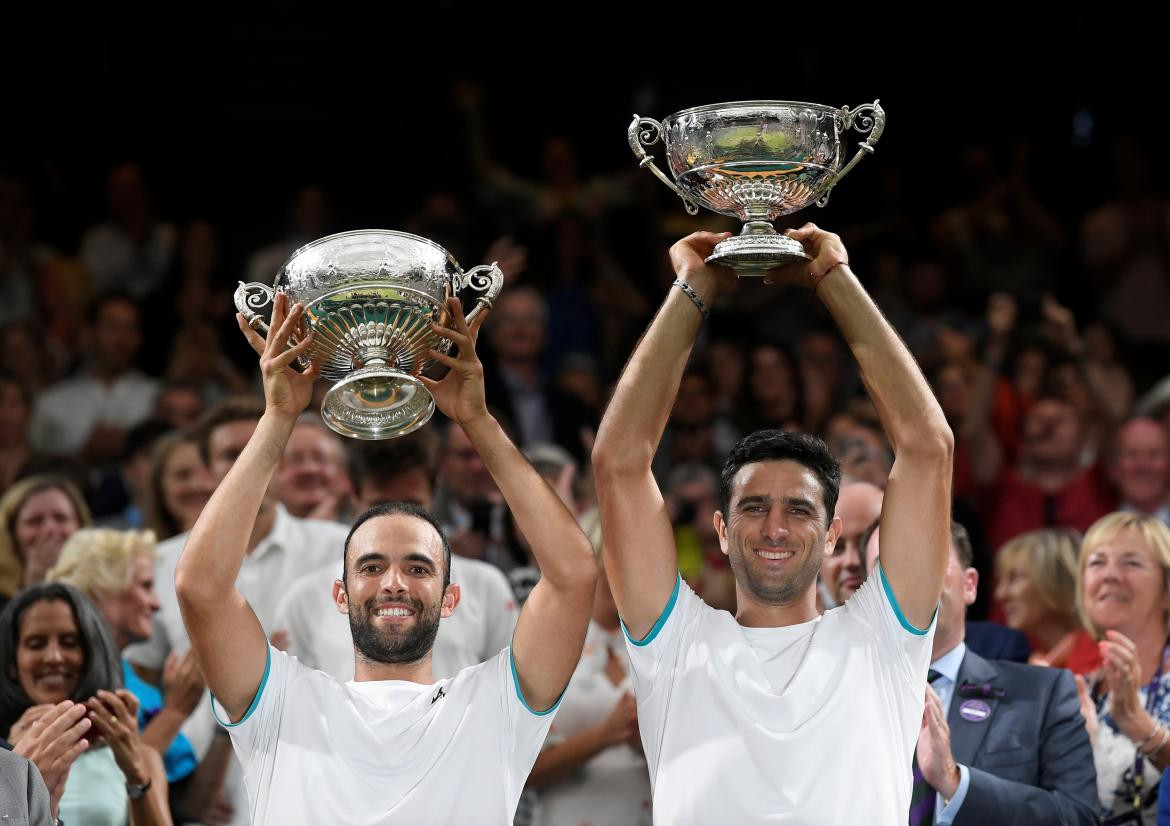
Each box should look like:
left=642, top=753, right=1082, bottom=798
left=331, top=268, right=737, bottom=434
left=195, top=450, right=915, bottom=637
left=348, top=592, right=442, bottom=665
left=727, top=535, right=823, bottom=605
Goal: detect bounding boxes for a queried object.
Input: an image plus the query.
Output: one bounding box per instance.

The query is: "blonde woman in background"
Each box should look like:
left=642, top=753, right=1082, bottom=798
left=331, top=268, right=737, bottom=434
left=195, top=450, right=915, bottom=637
left=48, top=528, right=208, bottom=817
left=144, top=431, right=213, bottom=542
left=1076, top=512, right=1170, bottom=824
left=994, top=528, right=1101, bottom=673
left=0, top=474, right=90, bottom=601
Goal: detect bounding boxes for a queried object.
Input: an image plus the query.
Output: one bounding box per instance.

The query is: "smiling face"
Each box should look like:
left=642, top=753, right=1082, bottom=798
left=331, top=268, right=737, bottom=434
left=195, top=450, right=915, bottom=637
left=15, top=599, right=84, bottom=704
left=14, top=488, right=81, bottom=561
left=335, top=514, right=457, bottom=665
left=161, top=441, right=214, bottom=533
left=715, top=459, right=840, bottom=606
left=1082, top=526, right=1169, bottom=639
left=94, top=555, right=160, bottom=648
left=822, top=482, right=883, bottom=605
left=994, top=555, right=1060, bottom=635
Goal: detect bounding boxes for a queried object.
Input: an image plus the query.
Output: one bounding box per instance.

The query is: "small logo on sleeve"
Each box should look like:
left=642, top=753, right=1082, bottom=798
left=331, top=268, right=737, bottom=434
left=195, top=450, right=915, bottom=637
left=431, top=686, right=447, bottom=705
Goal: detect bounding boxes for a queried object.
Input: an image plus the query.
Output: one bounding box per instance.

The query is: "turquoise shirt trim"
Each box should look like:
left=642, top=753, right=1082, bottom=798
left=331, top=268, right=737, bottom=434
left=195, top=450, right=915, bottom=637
left=212, top=644, right=272, bottom=728
left=509, top=645, right=563, bottom=716
left=621, top=572, right=681, bottom=647
left=878, top=564, right=937, bottom=636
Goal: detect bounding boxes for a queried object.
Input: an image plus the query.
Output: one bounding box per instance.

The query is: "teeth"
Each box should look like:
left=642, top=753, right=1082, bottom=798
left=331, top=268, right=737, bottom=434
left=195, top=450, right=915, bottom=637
left=375, top=607, right=413, bottom=617
left=757, top=550, right=794, bottom=560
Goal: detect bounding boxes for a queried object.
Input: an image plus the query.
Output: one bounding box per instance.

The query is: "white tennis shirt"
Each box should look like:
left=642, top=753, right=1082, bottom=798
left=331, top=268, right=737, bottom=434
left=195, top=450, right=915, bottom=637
left=625, top=565, right=935, bottom=825
left=213, top=646, right=556, bottom=826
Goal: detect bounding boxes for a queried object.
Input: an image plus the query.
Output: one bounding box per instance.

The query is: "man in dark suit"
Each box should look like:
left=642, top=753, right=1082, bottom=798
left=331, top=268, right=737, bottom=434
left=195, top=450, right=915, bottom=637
left=870, top=521, right=1097, bottom=825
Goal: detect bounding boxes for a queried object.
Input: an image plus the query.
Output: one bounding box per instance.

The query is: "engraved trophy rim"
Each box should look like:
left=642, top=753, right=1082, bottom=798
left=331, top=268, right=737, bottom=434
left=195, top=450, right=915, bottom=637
left=662, top=99, right=844, bottom=126
left=277, top=228, right=461, bottom=282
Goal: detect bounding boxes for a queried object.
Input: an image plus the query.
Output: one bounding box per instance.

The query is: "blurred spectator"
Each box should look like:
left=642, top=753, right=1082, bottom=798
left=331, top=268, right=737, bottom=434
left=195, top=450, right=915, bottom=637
left=274, top=432, right=518, bottom=683
left=1082, top=137, right=1170, bottom=378
left=144, top=431, right=213, bottom=542
left=931, top=143, right=1064, bottom=295
left=736, top=341, right=804, bottom=435
left=152, top=380, right=205, bottom=431
left=1, top=319, right=62, bottom=397
left=433, top=420, right=510, bottom=568
left=483, top=287, right=596, bottom=463
left=993, top=529, right=1100, bottom=672
left=0, top=582, right=171, bottom=824
left=0, top=475, right=91, bottom=601
left=892, top=519, right=1097, bottom=825
left=244, top=185, right=330, bottom=285
left=47, top=530, right=204, bottom=790
left=0, top=373, right=43, bottom=492
left=797, top=329, right=851, bottom=433
left=820, top=482, right=883, bottom=609
left=30, top=292, right=160, bottom=463
left=664, top=463, right=730, bottom=612
left=1076, top=513, right=1170, bottom=824
left=348, top=431, right=436, bottom=511
left=100, top=420, right=173, bottom=531
left=276, top=415, right=352, bottom=522
left=1112, top=418, right=1170, bottom=525
left=80, top=162, right=176, bottom=301
left=525, top=509, right=651, bottom=826
left=653, top=369, right=735, bottom=483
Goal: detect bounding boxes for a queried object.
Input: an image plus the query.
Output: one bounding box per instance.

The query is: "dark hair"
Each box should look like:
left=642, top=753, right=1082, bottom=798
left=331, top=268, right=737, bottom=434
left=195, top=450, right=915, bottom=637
left=951, top=521, right=974, bottom=570
left=146, top=430, right=200, bottom=541
left=718, top=430, right=841, bottom=522
left=343, top=502, right=451, bottom=590
left=86, top=291, right=138, bottom=325
left=348, top=433, right=437, bottom=495
left=125, top=419, right=173, bottom=463
left=193, top=396, right=266, bottom=466
left=0, top=583, right=122, bottom=736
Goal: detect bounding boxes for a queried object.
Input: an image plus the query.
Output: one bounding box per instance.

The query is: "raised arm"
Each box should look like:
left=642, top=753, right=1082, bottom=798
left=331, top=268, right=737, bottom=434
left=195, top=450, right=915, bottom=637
left=175, top=294, right=318, bottom=722
left=422, top=299, right=596, bottom=712
left=784, top=225, right=954, bottom=628
left=591, top=231, right=738, bottom=639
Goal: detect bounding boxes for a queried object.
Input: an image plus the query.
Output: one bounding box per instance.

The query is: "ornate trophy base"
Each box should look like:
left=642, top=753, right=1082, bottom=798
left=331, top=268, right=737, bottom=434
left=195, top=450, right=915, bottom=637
left=321, top=367, right=435, bottom=440
left=705, top=231, right=810, bottom=278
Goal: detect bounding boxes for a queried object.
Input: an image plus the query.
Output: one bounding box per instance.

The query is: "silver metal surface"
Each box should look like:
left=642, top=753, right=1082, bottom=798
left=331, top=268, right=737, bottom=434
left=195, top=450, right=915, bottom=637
left=233, top=230, right=503, bottom=439
left=629, top=100, right=884, bottom=276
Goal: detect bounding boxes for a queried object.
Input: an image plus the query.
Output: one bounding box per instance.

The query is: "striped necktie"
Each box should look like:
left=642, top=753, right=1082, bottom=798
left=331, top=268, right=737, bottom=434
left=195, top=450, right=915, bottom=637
left=908, top=669, right=943, bottom=826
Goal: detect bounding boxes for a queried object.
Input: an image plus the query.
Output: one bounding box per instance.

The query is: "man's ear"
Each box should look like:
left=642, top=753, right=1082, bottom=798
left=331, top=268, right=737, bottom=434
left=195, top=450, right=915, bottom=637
left=714, top=511, right=729, bottom=557
left=963, top=568, right=979, bottom=607
left=332, top=580, right=348, bottom=615
left=441, top=583, right=461, bottom=619
left=825, top=516, right=843, bottom=557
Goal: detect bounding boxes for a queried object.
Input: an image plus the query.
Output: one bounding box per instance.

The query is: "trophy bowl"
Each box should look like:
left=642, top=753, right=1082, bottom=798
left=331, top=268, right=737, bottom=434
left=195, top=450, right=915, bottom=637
left=629, top=100, right=885, bottom=277
left=234, top=230, right=503, bottom=440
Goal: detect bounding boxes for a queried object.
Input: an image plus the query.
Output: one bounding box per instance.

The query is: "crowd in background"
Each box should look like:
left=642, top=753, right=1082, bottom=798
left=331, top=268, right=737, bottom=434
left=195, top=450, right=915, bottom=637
left=5, top=84, right=1170, bottom=824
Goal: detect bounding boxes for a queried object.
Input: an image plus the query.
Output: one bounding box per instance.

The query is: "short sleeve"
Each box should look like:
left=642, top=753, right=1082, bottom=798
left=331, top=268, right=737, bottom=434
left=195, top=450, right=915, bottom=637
left=844, top=564, right=937, bottom=683
left=210, top=645, right=292, bottom=764
left=493, top=649, right=559, bottom=807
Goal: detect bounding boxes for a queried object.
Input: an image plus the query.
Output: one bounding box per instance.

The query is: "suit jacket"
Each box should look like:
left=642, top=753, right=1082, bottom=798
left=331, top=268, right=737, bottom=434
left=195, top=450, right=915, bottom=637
left=965, top=620, right=1031, bottom=664
left=0, top=746, right=52, bottom=824
left=949, top=649, right=1097, bottom=825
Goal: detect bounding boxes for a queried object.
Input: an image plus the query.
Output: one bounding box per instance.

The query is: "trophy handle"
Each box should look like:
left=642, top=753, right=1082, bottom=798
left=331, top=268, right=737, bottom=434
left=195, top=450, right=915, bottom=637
left=234, top=281, right=278, bottom=335
left=815, top=100, right=886, bottom=208
left=455, top=263, right=505, bottom=324
left=628, top=115, right=700, bottom=216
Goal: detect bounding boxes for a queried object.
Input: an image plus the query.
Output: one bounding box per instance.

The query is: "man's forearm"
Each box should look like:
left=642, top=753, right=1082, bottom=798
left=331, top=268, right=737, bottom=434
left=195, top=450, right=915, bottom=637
left=462, top=414, right=594, bottom=587
left=175, top=413, right=291, bottom=602
left=593, top=284, right=705, bottom=473
left=816, top=265, right=951, bottom=451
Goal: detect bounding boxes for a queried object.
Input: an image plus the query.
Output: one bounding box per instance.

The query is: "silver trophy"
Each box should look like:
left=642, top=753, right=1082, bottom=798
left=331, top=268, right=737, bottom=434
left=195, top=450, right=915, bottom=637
left=629, top=100, right=885, bottom=276
left=234, top=230, right=503, bottom=440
